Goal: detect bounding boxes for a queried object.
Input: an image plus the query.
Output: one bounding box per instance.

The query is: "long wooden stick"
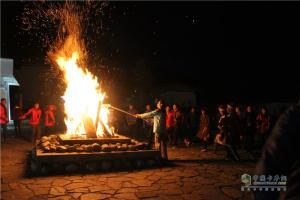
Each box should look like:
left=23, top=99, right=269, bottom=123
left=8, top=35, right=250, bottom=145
left=108, top=105, right=149, bottom=122
left=108, top=105, right=137, bottom=118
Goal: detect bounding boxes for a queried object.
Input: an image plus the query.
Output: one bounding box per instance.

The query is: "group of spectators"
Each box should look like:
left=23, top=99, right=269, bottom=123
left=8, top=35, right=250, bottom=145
left=0, top=98, right=56, bottom=142
left=123, top=101, right=274, bottom=161
left=1, top=98, right=273, bottom=159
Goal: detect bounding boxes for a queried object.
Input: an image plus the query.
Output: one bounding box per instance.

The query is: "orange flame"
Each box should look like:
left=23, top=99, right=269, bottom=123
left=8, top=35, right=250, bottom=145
left=49, top=3, right=111, bottom=137
left=55, top=50, right=110, bottom=137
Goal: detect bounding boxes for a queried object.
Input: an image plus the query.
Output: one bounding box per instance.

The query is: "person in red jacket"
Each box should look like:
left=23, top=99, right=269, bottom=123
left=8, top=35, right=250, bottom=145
left=256, top=106, right=271, bottom=147
left=0, top=98, right=9, bottom=141
left=44, top=104, right=56, bottom=136
left=22, top=103, right=42, bottom=142
left=165, top=105, right=175, bottom=146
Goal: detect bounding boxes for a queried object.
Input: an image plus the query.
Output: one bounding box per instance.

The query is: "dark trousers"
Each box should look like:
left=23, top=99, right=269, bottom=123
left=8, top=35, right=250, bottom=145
left=169, top=127, right=178, bottom=146
left=155, top=133, right=168, bottom=160
left=1, top=124, right=7, bottom=140
left=202, top=140, right=208, bottom=149
left=32, top=125, right=41, bottom=142
left=145, top=125, right=154, bottom=147
left=187, top=127, right=197, bottom=143
left=244, top=132, right=254, bottom=152
left=14, top=120, right=21, bottom=136
left=225, top=145, right=240, bottom=161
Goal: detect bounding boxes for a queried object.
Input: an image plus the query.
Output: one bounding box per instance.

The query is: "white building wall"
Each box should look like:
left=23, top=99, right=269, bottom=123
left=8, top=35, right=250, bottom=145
left=0, top=58, right=20, bottom=122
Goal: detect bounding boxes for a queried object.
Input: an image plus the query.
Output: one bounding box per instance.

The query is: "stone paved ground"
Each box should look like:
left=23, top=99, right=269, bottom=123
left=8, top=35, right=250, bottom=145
left=1, top=137, right=256, bottom=200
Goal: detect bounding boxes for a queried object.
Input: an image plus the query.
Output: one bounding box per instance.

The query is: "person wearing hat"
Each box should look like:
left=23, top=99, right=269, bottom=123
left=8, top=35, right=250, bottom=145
left=136, top=99, right=168, bottom=161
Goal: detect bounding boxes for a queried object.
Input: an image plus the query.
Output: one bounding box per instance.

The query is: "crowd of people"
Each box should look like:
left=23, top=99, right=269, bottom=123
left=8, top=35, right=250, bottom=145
left=1, top=97, right=273, bottom=161
left=124, top=100, right=273, bottom=161
left=1, top=97, right=299, bottom=198
left=0, top=98, right=56, bottom=143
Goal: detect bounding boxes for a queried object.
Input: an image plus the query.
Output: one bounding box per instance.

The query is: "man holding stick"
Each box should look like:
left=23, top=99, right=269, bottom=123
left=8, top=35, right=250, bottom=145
left=136, top=99, right=168, bottom=161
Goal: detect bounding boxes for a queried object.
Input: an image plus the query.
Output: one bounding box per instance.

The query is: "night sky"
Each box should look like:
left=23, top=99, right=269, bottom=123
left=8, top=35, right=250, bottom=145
left=1, top=1, right=300, bottom=104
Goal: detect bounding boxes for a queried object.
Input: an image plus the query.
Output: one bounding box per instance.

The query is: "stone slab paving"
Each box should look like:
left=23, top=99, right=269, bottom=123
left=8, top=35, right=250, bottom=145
left=1, top=138, right=256, bottom=199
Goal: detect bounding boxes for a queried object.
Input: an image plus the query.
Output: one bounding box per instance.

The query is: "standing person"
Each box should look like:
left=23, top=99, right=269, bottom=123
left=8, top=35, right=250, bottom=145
left=197, top=107, right=210, bottom=151
left=244, top=105, right=256, bottom=152
left=256, top=106, right=271, bottom=147
left=214, top=105, right=227, bottom=153
left=13, top=105, right=22, bottom=137
left=186, top=106, right=198, bottom=147
left=225, top=103, right=241, bottom=161
left=172, top=104, right=183, bottom=148
left=0, top=98, right=9, bottom=141
left=136, top=99, right=168, bottom=161
left=235, top=105, right=246, bottom=145
left=44, top=104, right=56, bottom=136
left=126, top=103, right=137, bottom=134
left=143, top=104, right=154, bottom=147
left=22, top=103, right=42, bottom=142
left=165, top=105, right=174, bottom=146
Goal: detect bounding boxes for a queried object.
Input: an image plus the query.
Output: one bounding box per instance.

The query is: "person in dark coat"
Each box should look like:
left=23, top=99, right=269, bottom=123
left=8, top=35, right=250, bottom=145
left=13, top=105, right=23, bottom=137
left=224, top=103, right=240, bottom=161
left=186, top=106, right=198, bottom=147
left=254, top=100, right=300, bottom=200
left=197, top=107, right=210, bottom=151
left=126, top=103, right=138, bottom=134
left=143, top=104, right=154, bottom=147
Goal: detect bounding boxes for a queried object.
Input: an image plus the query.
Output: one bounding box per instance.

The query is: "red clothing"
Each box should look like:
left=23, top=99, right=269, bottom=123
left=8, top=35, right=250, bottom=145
left=45, top=110, right=55, bottom=127
left=166, top=111, right=175, bottom=128
left=173, top=110, right=183, bottom=127
left=0, top=104, right=8, bottom=124
left=24, top=108, right=42, bottom=125
left=256, top=113, right=270, bottom=134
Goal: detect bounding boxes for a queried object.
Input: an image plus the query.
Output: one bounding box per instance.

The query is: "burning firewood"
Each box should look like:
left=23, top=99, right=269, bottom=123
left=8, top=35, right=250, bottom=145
left=101, top=144, right=110, bottom=152
left=57, top=145, right=68, bottom=153
left=83, top=115, right=97, bottom=138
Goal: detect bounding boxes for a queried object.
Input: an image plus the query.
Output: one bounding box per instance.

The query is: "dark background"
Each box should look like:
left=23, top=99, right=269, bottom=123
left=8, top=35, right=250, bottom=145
left=1, top=1, right=300, bottom=106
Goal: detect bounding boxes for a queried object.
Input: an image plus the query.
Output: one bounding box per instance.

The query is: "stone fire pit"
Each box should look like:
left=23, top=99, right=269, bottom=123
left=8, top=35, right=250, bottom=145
left=29, top=134, right=162, bottom=175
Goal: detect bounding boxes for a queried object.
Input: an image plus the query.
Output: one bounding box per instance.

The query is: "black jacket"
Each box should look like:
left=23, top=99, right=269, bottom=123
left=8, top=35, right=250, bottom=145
left=255, top=101, right=300, bottom=200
